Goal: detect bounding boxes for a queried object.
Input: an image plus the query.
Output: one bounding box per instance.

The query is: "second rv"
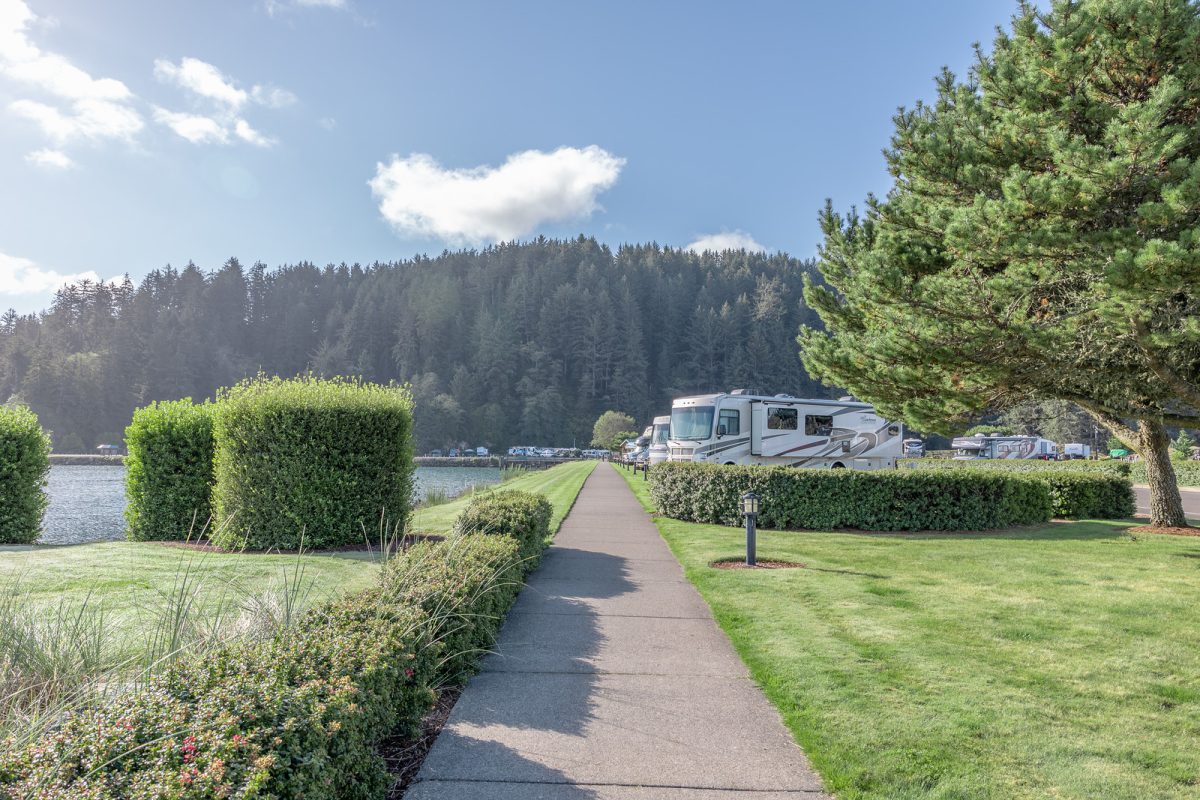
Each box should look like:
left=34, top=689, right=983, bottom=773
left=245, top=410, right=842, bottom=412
left=666, top=391, right=903, bottom=469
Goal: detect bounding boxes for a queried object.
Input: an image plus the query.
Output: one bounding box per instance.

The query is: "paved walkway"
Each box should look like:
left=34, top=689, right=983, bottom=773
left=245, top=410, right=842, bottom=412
left=406, top=464, right=830, bottom=799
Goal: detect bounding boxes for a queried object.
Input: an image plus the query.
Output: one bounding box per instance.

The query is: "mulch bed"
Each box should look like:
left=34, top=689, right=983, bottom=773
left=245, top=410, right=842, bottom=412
left=1128, top=525, right=1200, bottom=537
left=384, top=686, right=462, bottom=797
left=152, top=533, right=444, bottom=555
left=711, top=559, right=806, bottom=570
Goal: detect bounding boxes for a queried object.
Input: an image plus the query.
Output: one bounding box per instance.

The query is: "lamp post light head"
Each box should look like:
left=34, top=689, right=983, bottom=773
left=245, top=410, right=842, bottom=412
left=742, top=491, right=760, bottom=517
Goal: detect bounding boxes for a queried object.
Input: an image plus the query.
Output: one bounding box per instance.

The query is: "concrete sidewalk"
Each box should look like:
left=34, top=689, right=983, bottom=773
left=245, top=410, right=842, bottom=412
left=405, top=464, right=830, bottom=799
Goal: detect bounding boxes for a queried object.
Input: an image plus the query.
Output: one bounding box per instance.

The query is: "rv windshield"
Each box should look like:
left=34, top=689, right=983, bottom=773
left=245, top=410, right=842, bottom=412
left=671, top=406, right=715, bottom=440
left=652, top=424, right=669, bottom=445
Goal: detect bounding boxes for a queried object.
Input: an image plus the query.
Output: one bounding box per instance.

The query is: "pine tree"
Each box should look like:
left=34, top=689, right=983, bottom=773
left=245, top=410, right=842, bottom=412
left=801, top=0, right=1200, bottom=527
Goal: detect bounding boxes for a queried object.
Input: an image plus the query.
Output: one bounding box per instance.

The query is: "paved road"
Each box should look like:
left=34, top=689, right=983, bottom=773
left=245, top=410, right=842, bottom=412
left=1134, top=485, right=1200, bottom=519
left=406, top=464, right=829, bottom=799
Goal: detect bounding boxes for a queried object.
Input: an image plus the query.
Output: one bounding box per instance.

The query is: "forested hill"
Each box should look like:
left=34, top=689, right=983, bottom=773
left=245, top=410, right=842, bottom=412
left=0, top=237, right=830, bottom=452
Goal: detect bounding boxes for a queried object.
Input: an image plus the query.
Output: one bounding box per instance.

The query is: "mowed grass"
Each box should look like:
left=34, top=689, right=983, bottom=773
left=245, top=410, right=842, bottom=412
left=617, top=465, right=1200, bottom=800
left=410, top=460, right=596, bottom=535
left=0, top=542, right=379, bottom=652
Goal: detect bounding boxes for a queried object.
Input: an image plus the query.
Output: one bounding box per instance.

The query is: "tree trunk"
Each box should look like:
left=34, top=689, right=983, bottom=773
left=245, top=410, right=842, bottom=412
left=1138, top=419, right=1188, bottom=528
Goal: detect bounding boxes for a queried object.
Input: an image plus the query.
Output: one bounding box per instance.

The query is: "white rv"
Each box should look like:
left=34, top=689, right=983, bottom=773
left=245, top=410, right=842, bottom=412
left=951, top=434, right=1057, bottom=460
left=666, top=391, right=903, bottom=469
left=648, top=415, right=671, bottom=465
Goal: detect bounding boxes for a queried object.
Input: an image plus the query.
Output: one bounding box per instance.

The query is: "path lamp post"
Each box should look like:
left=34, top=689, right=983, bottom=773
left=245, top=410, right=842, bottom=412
left=741, top=491, right=759, bottom=566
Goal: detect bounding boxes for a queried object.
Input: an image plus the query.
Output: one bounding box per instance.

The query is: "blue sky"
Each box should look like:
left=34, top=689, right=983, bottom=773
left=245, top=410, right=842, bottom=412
left=0, top=0, right=1014, bottom=313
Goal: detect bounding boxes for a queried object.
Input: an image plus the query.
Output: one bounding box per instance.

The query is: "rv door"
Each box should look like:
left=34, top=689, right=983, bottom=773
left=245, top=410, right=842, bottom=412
left=750, top=402, right=764, bottom=455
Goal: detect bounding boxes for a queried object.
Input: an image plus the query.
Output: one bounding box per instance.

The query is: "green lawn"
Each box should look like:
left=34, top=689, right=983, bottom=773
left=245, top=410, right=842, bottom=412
left=0, top=542, right=379, bottom=651
left=410, top=459, right=596, bottom=535
left=617, top=464, right=1200, bottom=800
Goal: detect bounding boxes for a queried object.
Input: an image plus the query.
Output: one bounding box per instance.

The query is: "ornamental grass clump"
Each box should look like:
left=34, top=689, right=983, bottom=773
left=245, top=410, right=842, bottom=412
left=124, top=398, right=215, bottom=541
left=210, top=375, right=415, bottom=551
left=0, top=405, right=50, bottom=545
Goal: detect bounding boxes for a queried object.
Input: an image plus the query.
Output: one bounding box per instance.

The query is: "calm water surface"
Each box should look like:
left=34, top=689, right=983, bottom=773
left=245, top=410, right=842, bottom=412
left=40, top=465, right=502, bottom=545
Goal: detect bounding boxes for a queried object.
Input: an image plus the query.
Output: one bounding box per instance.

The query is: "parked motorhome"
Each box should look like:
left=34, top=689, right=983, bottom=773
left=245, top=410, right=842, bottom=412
left=951, top=434, right=1057, bottom=460
left=648, top=415, right=671, bottom=464
left=902, top=438, right=925, bottom=457
left=666, top=391, right=903, bottom=469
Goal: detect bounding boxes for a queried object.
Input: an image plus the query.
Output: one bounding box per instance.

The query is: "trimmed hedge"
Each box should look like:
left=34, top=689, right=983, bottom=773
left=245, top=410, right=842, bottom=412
left=0, top=488, right=553, bottom=798
left=453, top=490, right=553, bottom=566
left=650, top=462, right=1053, bottom=531
left=0, top=405, right=50, bottom=545
left=901, top=458, right=1131, bottom=477
left=1130, top=460, right=1200, bottom=488
left=1038, top=472, right=1135, bottom=519
left=124, top=399, right=215, bottom=541
left=211, top=376, right=415, bottom=551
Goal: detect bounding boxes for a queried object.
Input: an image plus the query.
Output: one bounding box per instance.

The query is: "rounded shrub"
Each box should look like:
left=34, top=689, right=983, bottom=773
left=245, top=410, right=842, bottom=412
left=0, top=405, right=50, bottom=544
left=452, top=490, right=553, bottom=567
left=650, top=462, right=1053, bottom=531
left=210, top=376, right=415, bottom=551
left=124, top=398, right=215, bottom=541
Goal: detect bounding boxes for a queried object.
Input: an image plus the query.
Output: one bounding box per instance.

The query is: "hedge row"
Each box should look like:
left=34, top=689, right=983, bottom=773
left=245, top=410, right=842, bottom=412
left=124, top=399, right=215, bottom=541
left=124, top=376, right=415, bottom=550
left=1129, top=460, right=1200, bottom=488
left=900, top=458, right=1132, bottom=477
left=649, top=462, right=1053, bottom=531
left=0, top=405, right=50, bottom=544
left=0, top=489, right=552, bottom=799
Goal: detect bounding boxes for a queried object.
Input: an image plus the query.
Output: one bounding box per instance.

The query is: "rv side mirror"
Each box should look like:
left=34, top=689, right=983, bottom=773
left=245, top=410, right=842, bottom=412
left=716, top=424, right=727, bottom=437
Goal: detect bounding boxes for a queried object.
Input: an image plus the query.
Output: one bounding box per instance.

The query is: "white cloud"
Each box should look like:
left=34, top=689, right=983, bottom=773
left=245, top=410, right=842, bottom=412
left=0, top=250, right=98, bottom=296
left=318, top=116, right=336, bottom=130
left=369, top=146, right=625, bottom=244
left=25, top=147, right=73, bottom=169
left=250, top=84, right=296, bottom=109
left=153, top=56, right=290, bottom=146
left=266, top=0, right=347, bottom=14
left=154, top=57, right=247, bottom=108
left=234, top=118, right=274, bottom=147
left=0, top=0, right=143, bottom=147
left=152, top=107, right=229, bottom=144
left=684, top=230, right=767, bottom=254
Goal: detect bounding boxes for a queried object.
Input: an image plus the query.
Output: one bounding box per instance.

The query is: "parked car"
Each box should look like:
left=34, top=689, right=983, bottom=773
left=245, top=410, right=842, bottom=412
left=430, top=449, right=443, bottom=457
left=449, top=448, right=460, bottom=457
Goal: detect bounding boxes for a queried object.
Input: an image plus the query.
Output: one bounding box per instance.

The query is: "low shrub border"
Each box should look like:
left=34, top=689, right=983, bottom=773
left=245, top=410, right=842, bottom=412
left=1037, top=471, right=1135, bottom=519
left=0, top=489, right=554, bottom=799
left=0, top=405, right=50, bottom=545
left=1130, top=460, right=1200, bottom=488
left=211, top=376, right=416, bottom=551
left=124, top=398, right=215, bottom=541
left=650, top=462, right=1054, bottom=531
left=900, top=457, right=1131, bottom=477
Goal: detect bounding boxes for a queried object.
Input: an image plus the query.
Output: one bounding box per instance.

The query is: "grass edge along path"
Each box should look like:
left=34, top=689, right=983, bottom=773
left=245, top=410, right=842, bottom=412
left=410, top=460, right=597, bottom=536
left=616, top=464, right=1200, bottom=800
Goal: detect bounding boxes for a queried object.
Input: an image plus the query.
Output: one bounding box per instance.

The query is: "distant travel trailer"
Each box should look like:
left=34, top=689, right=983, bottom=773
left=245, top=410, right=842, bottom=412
left=902, top=438, right=925, bottom=456
left=648, top=415, right=671, bottom=465
left=951, top=435, right=1057, bottom=460
left=1061, top=443, right=1091, bottom=459
left=667, top=390, right=903, bottom=469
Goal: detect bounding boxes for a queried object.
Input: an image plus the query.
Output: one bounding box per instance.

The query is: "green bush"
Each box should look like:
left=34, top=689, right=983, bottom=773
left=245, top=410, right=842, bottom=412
left=210, top=376, right=415, bottom=551
left=650, top=462, right=1052, bottom=531
left=901, top=458, right=1131, bottom=477
left=1129, top=460, right=1200, bottom=488
left=0, top=405, right=50, bottom=544
left=124, top=399, right=215, bottom=541
left=382, top=534, right=523, bottom=683
left=452, top=490, right=553, bottom=566
left=1038, top=472, right=1135, bottom=518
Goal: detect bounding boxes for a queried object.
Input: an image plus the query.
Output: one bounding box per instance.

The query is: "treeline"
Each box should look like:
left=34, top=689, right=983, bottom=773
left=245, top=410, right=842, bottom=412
left=0, top=237, right=829, bottom=453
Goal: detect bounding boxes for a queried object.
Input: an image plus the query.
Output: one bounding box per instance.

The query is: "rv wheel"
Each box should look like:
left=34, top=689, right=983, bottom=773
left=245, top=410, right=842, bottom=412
left=830, top=462, right=846, bottom=469
left=724, top=461, right=736, bottom=466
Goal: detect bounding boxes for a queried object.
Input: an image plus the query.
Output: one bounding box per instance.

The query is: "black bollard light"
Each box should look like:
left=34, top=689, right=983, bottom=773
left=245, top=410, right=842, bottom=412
left=741, top=491, right=760, bottom=566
